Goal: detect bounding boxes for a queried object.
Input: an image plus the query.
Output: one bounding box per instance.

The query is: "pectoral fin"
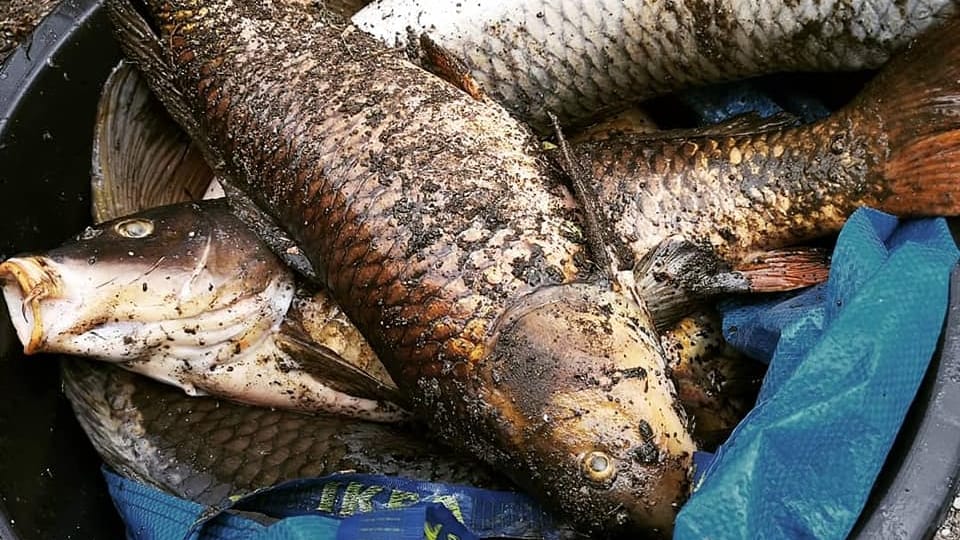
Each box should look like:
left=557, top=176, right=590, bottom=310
left=635, top=237, right=829, bottom=330
left=276, top=322, right=405, bottom=406
left=633, top=237, right=749, bottom=330
left=733, top=248, right=831, bottom=292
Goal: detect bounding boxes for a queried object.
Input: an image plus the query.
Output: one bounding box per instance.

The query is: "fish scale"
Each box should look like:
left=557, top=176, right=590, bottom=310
left=109, top=0, right=696, bottom=535
left=584, top=119, right=880, bottom=265
left=62, top=361, right=505, bottom=506
left=353, top=0, right=956, bottom=130
left=102, top=0, right=960, bottom=535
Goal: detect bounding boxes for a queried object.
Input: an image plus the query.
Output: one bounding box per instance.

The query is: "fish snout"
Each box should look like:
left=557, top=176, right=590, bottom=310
left=0, top=256, right=63, bottom=354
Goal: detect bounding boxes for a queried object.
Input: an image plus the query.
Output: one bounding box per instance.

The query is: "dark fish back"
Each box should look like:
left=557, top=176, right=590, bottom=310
left=139, top=0, right=582, bottom=381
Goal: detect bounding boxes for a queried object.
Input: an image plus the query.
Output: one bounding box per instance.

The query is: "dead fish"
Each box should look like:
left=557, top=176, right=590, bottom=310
left=61, top=359, right=506, bottom=506
left=107, top=0, right=695, bottom=535
left=100, top=4, right=960, bottom=536
left=0, top=199, right=407, bottom=423
left=91, top=59, right=392, bottom=388
left=564, top=16, right=960, bottom=327
left=661, top=310, right=764, bottom=450
left=353, top=0, right=959, bottom=131
left=87, top=59, right=748, bottom=451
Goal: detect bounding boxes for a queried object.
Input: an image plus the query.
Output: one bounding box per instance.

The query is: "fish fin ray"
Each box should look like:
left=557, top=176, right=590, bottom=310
left=276, top=322, right=406, bottom=406
left=635, top=240, right=825, bottom=328
left=548, top=111, right=622, bottom=277
left=105, top=0, right=201, bottom=144
left=733, top=247, right=830, bottom=292
left=621, top=111, right=800, bottom=144
left=93, top=61, right=214, bottom=223
left=863, top=17, right=960, bottom=216
left=219, top=182, right=320, bottom=281
left=418, top=34, right=486, bottom=101
left=106, top=0, right=323, bottom=282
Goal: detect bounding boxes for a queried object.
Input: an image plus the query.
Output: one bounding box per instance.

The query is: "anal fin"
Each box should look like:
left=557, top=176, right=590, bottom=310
left=734, top=247, right=831, bottom=292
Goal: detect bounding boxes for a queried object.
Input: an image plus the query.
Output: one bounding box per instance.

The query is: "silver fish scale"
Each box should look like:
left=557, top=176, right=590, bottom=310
left=353, top=0, right=956, bottom=131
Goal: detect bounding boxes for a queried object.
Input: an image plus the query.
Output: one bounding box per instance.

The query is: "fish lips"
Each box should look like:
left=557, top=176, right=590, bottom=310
left=0, top=256, right=63, bottom=354
left=0, top=254, right=189, bottom=357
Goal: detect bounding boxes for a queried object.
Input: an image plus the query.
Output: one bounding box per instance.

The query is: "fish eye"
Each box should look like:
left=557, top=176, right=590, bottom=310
left=114, top=218, right=155, bottom=239
left=581, top=451, right=617, bottom=484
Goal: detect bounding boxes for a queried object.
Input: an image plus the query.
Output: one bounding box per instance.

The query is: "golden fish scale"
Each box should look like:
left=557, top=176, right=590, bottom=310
left=582, top=108, right=887, bottom=266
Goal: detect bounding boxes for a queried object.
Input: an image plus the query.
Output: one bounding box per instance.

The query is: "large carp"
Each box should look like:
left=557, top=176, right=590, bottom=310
left=353, top=0, right=958, bottom=131
left=100, top=0, right=960, bottom=535
left=104, top=0, right=695, bottom=534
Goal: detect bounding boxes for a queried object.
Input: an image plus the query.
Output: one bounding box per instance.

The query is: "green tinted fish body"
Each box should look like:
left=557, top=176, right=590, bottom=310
left=62, top=361, right=505, bottom=505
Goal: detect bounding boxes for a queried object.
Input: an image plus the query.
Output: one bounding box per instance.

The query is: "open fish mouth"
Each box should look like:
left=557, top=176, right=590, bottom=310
left=0, top=256, right=62, bottom=354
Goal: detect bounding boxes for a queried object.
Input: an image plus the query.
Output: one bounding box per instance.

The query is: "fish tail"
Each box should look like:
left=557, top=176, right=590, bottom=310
left=862, top=17, right=960, bottom=216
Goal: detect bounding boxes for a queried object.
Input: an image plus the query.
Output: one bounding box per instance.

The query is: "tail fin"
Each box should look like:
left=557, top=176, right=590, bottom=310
left=859, top=17, right=960, bottom=216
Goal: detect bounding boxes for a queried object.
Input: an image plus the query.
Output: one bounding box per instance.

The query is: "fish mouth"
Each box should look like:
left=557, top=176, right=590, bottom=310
left=0, top=256, right=62, bottom=354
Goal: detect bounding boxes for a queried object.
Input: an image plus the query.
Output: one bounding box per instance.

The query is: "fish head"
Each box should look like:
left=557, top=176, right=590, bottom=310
left=0, top=200, right=293, bottom=359
left=484, top=283, right=695, bottom=536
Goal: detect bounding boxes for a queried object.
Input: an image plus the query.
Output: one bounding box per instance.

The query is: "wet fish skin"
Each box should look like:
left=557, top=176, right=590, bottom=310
left=62, top=360, right=506, bottom=506
left=89, top=59, right=396, bottom=397
left=570, top=17, right=960, bottom=313
left=353, top=0, right=958, bottom=131
left=82, top=58, right=742, bottom=450
left=109, top=0, right=695, bottom=534
left=0, top=200, right=407, bottom=422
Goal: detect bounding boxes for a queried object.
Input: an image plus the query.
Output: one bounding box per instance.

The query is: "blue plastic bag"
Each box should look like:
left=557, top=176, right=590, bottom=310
left=104, top=468, right=563, bottom=540
left=675, top=209, right=959, bottom=539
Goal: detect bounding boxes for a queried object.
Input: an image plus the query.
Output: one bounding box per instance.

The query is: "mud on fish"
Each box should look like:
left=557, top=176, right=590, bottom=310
left=0, top=0, right=958, bottom=536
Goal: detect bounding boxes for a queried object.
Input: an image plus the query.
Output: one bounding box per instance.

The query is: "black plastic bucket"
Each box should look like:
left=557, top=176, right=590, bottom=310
left=1, top=1, right=959, bottom=538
